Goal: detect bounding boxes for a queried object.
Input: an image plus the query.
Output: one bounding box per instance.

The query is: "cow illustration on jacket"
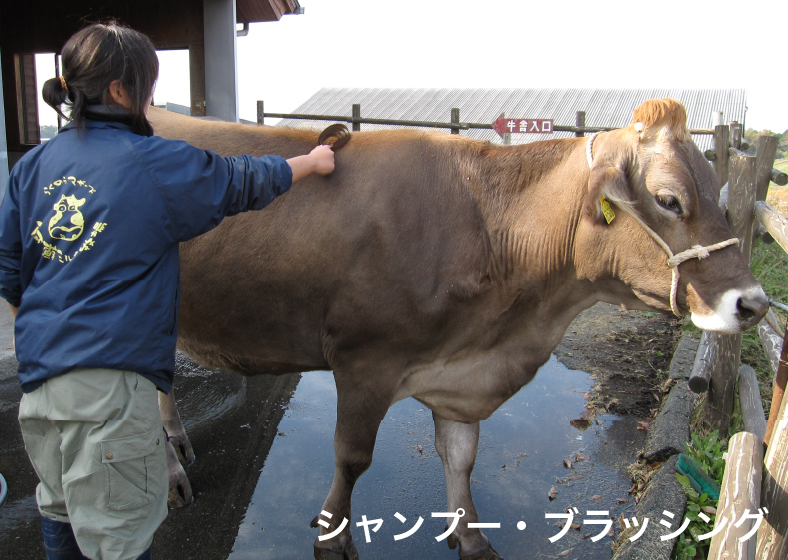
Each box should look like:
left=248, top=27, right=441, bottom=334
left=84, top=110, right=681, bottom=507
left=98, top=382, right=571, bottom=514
left=48, top=194, right=86, bottom=241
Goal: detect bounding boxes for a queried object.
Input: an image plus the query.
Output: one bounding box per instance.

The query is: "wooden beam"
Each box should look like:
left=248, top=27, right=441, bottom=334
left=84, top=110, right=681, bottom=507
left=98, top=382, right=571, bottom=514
left=714, top=125, right=730, bottom=189
left=738, top=365, right=767, bottom=440
left=689, top=331, right=713, bottom=393
left=709, top=431, right=763, bottom=560
left=704, top=155, right=758, bottom=436
left=764, top=329, right=788, bottom=446
left=755, top=201, right=788, bottom=257
left=755, top=136, right=779, bottom=202
left=758, top=309, right=784, bottom=376
left=758, top=393, right=788, bottom=559
left=575, top=111, right=585, bottom=138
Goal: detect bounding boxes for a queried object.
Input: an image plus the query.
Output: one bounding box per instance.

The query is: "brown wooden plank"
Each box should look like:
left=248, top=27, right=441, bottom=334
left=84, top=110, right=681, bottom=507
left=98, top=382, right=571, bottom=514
left=738, top=365, right=767, bottom=440
left=714, top=125, right=730, bottom=189
left=755, top=136, right=779, bottom=202
left=708, top=431, right=763, bottom=560
left=755, top=201, right=788, bottom=257
left=758, top=392, right=788, bottom=559
left=575, top=111, right=585, bottom=138
left=758, top=309, right=784, bottom=376
left=689, top=330, right=713, bottom=393
left=764, top=331, right=788, bottom=446
left=704, top=155, right=758, bottom=436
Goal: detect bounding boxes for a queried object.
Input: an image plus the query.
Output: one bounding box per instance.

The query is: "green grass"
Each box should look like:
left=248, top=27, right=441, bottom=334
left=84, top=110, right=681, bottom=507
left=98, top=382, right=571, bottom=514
left=671, top=431, right=726, bottom=560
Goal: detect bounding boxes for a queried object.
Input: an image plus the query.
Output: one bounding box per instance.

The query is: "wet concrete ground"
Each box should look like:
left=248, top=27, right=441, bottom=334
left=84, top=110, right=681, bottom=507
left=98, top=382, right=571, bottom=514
left=0, top=303, right=649, bottom=560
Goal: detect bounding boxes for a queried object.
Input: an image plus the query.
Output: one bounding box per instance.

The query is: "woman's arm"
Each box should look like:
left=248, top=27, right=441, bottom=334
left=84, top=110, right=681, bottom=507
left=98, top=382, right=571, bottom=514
left=287, top=145, right=335, bottom=183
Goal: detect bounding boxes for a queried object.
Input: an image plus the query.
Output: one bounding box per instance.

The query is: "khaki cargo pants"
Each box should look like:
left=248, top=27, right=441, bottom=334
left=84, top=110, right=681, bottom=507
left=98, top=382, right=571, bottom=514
left=18, top=369, right=168, bottom=560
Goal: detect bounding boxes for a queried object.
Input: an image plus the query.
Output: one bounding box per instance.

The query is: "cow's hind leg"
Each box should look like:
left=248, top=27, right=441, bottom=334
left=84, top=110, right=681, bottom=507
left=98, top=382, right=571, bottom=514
left=312, top=379, right=392, bottom=560
left=433, top=413, right=504, bottom=560
left=158, top=390, right=194, bottom=508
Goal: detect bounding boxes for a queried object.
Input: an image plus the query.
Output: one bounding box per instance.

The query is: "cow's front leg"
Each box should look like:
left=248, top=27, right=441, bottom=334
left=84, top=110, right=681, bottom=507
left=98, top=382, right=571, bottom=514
left=433, top=413, right=503, bottom=560
left=312, top=381, right=391, bottom=560
left=158, top=389, right=194, bottom=508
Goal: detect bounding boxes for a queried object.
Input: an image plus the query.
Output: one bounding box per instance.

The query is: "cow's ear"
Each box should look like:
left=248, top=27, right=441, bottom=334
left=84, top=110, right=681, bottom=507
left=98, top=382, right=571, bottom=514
left=584, top=147, right=631, bottom=226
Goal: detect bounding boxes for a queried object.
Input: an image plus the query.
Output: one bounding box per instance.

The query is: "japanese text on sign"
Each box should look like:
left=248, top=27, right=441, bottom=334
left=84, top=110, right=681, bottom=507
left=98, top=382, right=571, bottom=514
left=492, top=114, right=554, bottom=138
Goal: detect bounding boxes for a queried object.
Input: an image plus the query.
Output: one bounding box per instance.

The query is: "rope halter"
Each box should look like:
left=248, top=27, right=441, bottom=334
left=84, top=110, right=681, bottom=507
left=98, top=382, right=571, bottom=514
left=586, top=132, right=739, bottom=317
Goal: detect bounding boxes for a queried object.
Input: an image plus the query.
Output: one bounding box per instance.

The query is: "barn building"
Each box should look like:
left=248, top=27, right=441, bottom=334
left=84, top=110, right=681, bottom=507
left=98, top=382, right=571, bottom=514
left=279, top=87, right=747, bottom=152
left=0, top=0, right=302, bottom=199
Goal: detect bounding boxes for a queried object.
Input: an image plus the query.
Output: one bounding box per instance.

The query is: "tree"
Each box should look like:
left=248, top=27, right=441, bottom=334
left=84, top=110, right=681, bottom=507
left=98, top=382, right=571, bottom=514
left=40, top=125, right=58, bottom=140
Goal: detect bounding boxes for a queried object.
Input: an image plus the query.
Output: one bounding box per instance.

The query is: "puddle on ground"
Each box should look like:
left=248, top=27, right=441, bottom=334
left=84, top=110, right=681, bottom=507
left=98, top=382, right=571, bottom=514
left=173, top=354, right=248, bottom=432
left=229, top=355, right=642, bottom=560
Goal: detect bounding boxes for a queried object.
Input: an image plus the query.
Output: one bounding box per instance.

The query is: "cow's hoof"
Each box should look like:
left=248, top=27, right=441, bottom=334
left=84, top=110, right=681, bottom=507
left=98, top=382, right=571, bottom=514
left=447, top=532, right=459, bottom=550
left=460, top=544, right=504, bottom=560
left=313, top=539, right=358, bottom=560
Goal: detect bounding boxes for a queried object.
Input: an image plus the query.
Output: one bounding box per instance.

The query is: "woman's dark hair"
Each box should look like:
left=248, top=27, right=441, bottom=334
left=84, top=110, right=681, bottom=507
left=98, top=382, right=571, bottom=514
left=42, top=22, right=159, bottom=136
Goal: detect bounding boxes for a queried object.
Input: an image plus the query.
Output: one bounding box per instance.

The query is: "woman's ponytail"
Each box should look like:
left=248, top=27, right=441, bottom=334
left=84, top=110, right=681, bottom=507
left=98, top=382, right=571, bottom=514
left=42, top=76, right=69, bottom=121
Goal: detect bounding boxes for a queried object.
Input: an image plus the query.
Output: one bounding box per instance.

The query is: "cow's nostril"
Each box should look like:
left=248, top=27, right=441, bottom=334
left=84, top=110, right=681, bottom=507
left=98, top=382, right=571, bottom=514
left=737, top=291, right=768, bottom=328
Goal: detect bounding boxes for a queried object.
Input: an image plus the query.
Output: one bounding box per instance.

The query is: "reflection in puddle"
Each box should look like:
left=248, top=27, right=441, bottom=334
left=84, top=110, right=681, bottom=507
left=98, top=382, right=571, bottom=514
left=174, top=354, right=248, bottom=432
left=229, top=356, right=638, bottom=560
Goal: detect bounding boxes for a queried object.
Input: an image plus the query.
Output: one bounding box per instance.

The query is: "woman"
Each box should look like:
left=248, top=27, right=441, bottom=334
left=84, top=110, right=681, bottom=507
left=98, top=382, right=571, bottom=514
left=0, top=22, right=334, bottom=560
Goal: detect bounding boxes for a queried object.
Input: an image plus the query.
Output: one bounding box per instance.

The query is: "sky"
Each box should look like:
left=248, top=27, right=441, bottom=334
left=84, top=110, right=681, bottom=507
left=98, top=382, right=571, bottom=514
left=37, top=0, right=787, bottom=133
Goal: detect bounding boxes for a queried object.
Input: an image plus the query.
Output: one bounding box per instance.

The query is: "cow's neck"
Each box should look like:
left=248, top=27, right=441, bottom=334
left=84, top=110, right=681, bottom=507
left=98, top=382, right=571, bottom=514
left=470, top=138, right=597, bottom=313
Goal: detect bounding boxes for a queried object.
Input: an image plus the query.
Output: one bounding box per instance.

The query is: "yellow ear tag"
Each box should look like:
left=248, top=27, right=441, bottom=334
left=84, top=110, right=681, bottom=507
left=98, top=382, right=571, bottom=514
left=600, top=196, right=616, bottom=224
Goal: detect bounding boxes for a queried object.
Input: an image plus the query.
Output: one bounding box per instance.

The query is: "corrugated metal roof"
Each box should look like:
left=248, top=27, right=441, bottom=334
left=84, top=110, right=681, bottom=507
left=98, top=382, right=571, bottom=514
left=277, top=88, right=746, bottom=151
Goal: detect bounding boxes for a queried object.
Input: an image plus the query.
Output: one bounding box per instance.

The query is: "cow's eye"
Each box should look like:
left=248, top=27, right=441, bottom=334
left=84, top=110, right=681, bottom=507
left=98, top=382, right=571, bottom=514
left=57, top=205, right=66, bottom=212
left=656, top=194, right=682, bottom=214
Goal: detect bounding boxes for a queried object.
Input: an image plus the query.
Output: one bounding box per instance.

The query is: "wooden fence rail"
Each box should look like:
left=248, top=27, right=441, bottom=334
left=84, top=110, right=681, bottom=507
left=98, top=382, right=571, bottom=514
left=709, top=431, right=763, bottom=560
left=255, top=101, right=718, bottom=136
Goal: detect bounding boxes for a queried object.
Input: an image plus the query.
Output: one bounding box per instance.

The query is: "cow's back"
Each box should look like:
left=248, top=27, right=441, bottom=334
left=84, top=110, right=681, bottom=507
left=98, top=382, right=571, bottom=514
left=149, top=110, right=493, bottom=377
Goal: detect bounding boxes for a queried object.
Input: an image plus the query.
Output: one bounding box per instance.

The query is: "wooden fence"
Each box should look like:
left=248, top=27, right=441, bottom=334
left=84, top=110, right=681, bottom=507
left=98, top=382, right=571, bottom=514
left=255, top=101, right=721, bottom=139
left=680, top=129, right=788, bottom=560
left=256, top=101, right=788, bottom=558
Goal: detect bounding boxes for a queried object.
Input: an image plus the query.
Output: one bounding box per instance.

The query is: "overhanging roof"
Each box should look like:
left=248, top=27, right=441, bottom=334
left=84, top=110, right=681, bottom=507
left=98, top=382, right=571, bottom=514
left=237, top=0, right=300, bottom=23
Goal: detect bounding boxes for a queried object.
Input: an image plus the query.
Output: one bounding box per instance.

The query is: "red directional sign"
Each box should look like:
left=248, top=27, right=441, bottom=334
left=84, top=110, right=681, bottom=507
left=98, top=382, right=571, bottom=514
left=492, top=114, right=554, bottom=138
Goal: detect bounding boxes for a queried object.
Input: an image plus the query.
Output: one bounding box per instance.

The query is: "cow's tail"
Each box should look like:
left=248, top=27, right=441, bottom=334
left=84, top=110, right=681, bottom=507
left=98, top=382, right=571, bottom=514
left=318, top=123, right=351, bottom=151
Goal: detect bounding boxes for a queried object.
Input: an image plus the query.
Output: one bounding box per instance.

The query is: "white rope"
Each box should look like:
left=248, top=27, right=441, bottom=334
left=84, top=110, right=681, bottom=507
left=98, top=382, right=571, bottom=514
left=586, top=134, right=739, bottom=317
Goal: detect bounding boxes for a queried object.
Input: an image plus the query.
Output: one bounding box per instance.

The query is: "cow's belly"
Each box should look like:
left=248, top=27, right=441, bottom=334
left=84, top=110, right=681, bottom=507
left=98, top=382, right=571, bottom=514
left=393, top=347, right=550, bottom=423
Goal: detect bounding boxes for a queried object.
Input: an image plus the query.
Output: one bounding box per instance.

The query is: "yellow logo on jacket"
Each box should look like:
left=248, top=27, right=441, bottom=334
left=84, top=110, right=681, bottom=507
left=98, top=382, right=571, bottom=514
left=31, top=176, right=107, bottom=264
left=48, top=194, right=86, bottom=240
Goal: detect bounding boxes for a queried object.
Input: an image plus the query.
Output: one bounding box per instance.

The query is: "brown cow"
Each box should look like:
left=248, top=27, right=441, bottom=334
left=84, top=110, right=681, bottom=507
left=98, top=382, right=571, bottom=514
left=148, top=99, right=767, bottom=560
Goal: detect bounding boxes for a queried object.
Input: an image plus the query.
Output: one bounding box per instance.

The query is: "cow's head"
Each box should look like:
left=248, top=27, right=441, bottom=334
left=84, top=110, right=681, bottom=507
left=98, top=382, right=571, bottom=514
left=578, top=98, right=767, bottom=333
left=48, top=194, right=86, bottom=241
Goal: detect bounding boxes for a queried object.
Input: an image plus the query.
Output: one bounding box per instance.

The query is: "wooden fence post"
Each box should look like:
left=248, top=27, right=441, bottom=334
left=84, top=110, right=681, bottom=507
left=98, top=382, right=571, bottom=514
left=765, top=336, right=788, bottom=446
left=352, top=104, right=361, bottom=132
left=729, top=121, right=743, bottom=150
left=708, top=431, right=763, bottom=560
left=758, top=391, right=788, bottom=559
left=738, top=365, right=767, bottom=440
left=575, top=111, right=585, bottom=137
left=755, top=136, right=779, bottom=203
left=451, top=108, right=460, bottom=135
left=257, top=101, right=264, bottom=125
left=714, top=125, right=730, bottom=189
left=703, top=154, right=758, bottom=436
